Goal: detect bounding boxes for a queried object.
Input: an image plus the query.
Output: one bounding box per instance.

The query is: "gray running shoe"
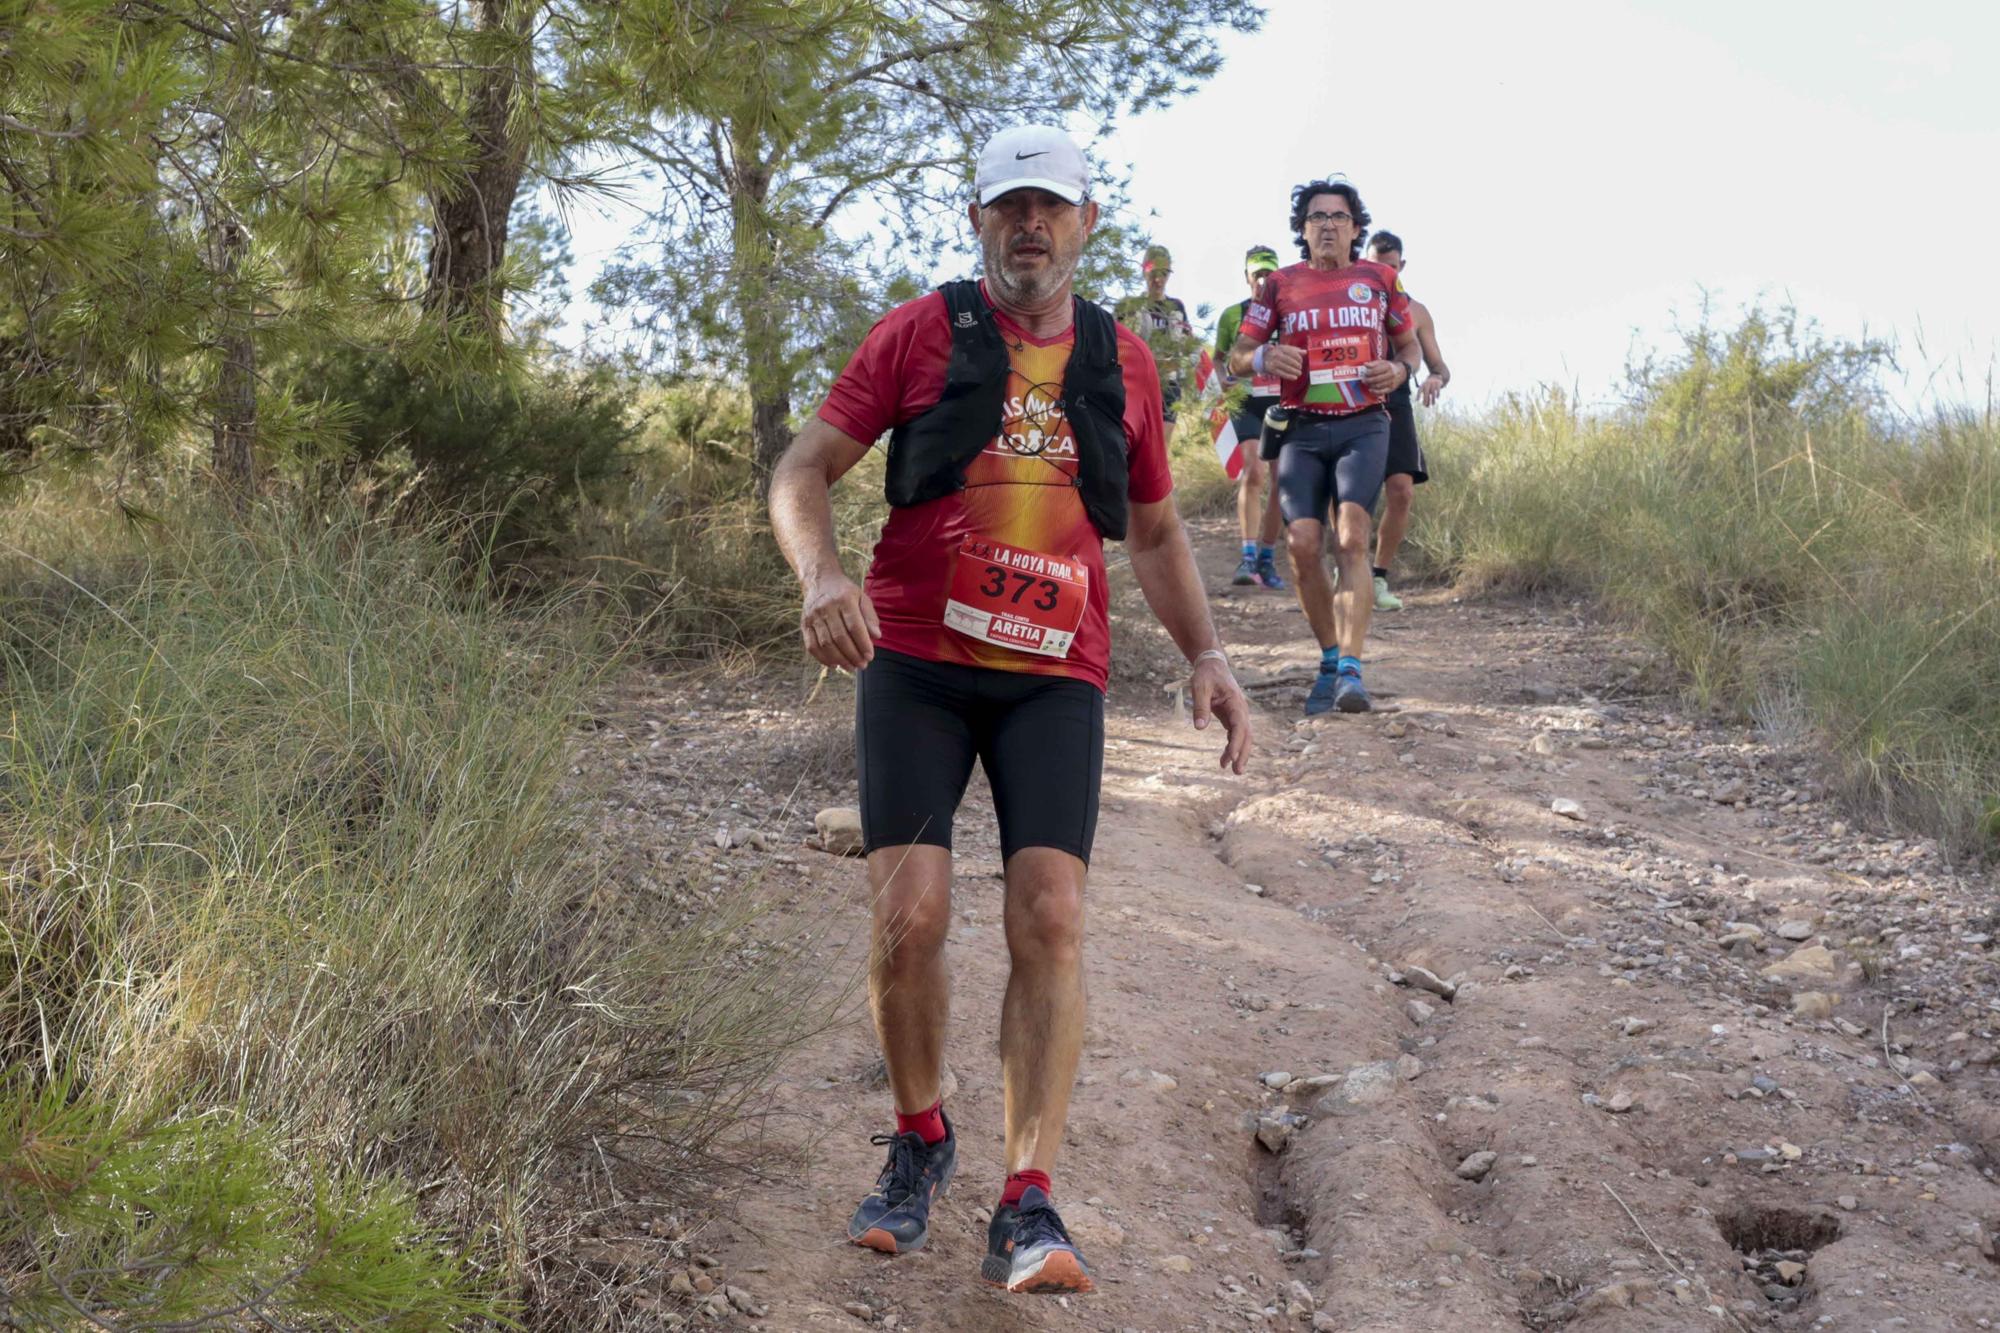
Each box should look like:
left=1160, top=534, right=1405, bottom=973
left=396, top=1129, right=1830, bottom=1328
left=982, top=1186, right=1094, bottom=1294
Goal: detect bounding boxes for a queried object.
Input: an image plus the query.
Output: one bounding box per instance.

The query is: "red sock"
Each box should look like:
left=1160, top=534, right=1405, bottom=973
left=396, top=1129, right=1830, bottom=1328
left=1000, top=1169, right=1052, bottom=1207
left=895, top=1099, right=947, bottom=1146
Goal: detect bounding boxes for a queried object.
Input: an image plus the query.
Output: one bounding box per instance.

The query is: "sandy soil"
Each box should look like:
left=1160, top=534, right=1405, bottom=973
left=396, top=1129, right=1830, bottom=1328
left=580, top=519, right=2000, bottom=1332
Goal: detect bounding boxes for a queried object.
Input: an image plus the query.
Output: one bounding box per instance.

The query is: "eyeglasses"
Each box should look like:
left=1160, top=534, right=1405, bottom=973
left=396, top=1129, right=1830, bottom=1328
left=1305, top=210, right=1353, bottom=228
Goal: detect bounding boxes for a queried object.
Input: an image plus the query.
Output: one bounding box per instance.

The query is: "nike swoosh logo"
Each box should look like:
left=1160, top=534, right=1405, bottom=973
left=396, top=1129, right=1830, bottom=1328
left=1014, top=150, right=1048, bottom=160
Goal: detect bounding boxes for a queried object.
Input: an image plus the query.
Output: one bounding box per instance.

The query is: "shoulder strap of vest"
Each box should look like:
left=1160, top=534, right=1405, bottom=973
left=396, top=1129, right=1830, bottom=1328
left=1071, top=296, right=1118, bottom=367
left=936, top=279, right=1006, bottom=384
left=939, top=278, right=986, bottom=327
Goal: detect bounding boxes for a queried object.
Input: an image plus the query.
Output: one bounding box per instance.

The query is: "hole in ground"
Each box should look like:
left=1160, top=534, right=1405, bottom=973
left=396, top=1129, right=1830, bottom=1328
left=1247, top=1139, right=1309, bottom=1235
left=1717, top=1205, right=1841, bottom=1254
left=1718, top=1204, right=1841, bottom=1307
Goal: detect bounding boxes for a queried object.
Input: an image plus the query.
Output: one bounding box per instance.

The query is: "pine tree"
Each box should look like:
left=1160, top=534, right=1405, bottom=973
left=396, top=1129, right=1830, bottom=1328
left=597, top=0, right=1265, bottom=490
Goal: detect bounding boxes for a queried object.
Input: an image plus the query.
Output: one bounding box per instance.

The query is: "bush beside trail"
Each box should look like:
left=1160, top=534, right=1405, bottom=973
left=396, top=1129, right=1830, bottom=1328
left=567, top=381, right=889, bottom=665
left=1405, top=309, right=2000, bottom=855
left=0, top=496, right=818, bottom=1325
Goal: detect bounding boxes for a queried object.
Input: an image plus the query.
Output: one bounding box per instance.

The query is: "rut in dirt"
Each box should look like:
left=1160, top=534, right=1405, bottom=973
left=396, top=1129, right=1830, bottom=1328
left=1206, top=561, right=2000, bottom=1333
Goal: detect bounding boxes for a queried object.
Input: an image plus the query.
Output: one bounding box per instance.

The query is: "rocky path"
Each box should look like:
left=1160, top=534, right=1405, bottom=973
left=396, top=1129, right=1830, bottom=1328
left=584, top=520, right=2000, bottom=1332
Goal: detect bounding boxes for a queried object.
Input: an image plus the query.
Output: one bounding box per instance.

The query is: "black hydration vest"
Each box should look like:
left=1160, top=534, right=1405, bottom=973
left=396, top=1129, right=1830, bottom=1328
left=884, top=280, right=1130, bottom=541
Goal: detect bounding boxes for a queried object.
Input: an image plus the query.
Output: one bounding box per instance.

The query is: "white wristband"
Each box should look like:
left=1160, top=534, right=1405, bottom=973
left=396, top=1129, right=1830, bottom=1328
left=1194, top=648, right=1229, bottom=670
left=1251, top=345, right=1267, bottom=375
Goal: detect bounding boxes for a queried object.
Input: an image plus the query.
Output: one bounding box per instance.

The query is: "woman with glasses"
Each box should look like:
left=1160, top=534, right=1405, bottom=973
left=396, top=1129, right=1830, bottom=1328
left=1223, top=178, right=1422, bottom=714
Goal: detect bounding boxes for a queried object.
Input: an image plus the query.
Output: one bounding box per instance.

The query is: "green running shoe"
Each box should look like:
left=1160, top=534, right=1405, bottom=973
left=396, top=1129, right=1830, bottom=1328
left=1373, top=574, right=1403, bottom=611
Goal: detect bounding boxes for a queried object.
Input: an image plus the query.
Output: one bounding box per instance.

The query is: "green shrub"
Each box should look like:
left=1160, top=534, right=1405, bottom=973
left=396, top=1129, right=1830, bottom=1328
left=0, top=497, right=824, bottom=1316
left=1406, top=308, right=2000, bottom=855
left=293, top=346, right=639, bottom=549
left=0, top=1073, right=495, bottom=1328
left=568, top=380, right=888, bottom=662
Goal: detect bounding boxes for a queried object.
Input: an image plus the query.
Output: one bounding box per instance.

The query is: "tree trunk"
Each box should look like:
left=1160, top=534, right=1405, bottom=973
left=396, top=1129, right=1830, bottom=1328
left=750, top=381, right=793, bottom=491
left=729, top=139, right=794, bottom=495
left=423, top=0, right=530, bottom=329
left=211, top=219, right=256, bottom=500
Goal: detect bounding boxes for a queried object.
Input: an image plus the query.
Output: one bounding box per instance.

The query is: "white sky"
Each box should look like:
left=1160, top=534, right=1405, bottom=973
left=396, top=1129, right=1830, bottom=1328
left=557, top=0, right=2000, bottom=414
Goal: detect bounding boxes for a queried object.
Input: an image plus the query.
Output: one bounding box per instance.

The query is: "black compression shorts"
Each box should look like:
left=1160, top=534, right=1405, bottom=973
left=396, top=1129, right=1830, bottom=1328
left=1276, top=410, right=1391, bottom=523
left=1385, top=384, right=1428, bottom=484
left=856, top=649, right=1104, bottom=864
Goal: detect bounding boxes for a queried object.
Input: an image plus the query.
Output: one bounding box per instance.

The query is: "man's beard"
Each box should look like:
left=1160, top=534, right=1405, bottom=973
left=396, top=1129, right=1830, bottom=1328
left=984, top=229, right=1079, bottom=306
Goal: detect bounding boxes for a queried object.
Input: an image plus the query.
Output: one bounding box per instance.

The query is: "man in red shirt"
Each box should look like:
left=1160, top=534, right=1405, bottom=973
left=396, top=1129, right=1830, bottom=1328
left=1225, top=178, right=1422, bottom=714
left=769, top=125, right=1252, bottom=1298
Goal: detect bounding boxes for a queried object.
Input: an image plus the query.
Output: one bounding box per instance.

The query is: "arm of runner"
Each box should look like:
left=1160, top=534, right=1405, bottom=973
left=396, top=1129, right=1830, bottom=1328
left=1123, top=496, right=1253, bottom=774
left=1212, top=305, right=1242, bottom=386
left=1362, top=327, right=1424, bottom=396
left=1227, top=331, right=1304, bottom=382
left=769, top=417, right=881, bottom=671
left=1415, top=307, right=1451, bottom=406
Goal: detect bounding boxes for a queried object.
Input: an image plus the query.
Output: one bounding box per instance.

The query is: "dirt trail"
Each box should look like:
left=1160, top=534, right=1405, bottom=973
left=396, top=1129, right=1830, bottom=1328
left=588, top=519, right=2000, bottom=1332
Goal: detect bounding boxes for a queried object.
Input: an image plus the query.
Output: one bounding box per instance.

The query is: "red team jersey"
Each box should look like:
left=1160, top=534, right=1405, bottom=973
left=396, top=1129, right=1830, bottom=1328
left=818, top=284, right=1174, bottom=692
left=1235, top=259, right=1411, bottom=414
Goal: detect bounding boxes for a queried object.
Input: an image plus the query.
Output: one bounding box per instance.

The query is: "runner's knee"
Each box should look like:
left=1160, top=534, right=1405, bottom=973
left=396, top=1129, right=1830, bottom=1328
left=1004, top=865, right=1086, bottom=964
left=870, top=864, right=952, bottom=965
left=1333, top=509, right=1372, bottom=559
left=1383, top=473, right=1414, bottom=509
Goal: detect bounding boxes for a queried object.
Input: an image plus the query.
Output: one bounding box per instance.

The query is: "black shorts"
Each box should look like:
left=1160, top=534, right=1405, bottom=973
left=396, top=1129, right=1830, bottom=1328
left=1276, top=410, right=1391, bottom=524
left=1385, top=386, right=1428, bottom=484
left=856, top=649, right=1104, bottom=864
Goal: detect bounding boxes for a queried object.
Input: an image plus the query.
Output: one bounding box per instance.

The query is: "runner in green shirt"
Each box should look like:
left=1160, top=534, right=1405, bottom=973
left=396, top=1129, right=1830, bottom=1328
left=1213, top=246, right=1287, bottom=588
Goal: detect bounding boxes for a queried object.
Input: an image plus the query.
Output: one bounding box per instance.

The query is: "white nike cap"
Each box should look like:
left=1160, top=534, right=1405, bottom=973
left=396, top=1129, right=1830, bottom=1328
left=973, top=125, right=1091, bottom=206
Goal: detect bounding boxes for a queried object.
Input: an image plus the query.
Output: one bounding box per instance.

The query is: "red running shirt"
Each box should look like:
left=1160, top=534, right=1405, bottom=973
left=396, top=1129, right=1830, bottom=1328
left=818, top=285, right=1173, bottom=692
left=1234, top=259, right=1412, bottom=414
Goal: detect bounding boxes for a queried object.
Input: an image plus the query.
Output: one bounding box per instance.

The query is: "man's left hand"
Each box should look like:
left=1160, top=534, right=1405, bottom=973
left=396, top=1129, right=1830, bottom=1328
left=1361, top=359, right=1409, bottom=396
left=1190, top=655, right=1253, bottom=774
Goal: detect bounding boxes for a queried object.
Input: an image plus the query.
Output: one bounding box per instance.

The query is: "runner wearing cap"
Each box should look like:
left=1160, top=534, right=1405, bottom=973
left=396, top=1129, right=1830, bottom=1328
left=1225, top=179, right=1421, bottom=714
left=770, top=124, right=1252, bottom=1297
left=1115, top=245, right=1195, bottom=423
left=1214, top=246, right=1289, bottom=589
left=1364, top=230, right=1451, bottom=612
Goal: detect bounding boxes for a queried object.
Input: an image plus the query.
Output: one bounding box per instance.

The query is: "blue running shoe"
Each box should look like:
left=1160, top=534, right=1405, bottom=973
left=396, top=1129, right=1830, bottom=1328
left=982, top=1186, right=1094, bottom=1294
left=1231, top=553, right=1260, bottom=586
left=1333, top=668, right=1372, bottom=713
left=847, top=1114, right=956, bottom=1254
left=1304, top=670, right=1342, bottom=716
left=1255, top=553, right=1288, bottom=590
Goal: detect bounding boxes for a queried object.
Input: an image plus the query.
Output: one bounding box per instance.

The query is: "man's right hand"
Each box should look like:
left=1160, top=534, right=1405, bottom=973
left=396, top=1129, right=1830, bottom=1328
left=1261, top=344, right=1305, bottom=380
left=800, top=572, right=881, bottom=670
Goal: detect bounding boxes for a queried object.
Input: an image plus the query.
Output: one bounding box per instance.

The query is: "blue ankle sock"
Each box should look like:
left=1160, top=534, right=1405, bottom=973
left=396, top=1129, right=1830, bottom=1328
left=1320, top=646, right=1342, bottom=673
left=1258, top=544, right=1277, bottom=561
left=1337, top=655, right=1363, bottom=677
left=1241, top=541, right=1257, bottom=558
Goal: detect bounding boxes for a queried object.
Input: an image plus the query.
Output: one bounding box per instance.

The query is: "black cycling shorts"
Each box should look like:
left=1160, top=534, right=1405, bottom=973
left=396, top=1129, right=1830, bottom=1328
left=1385, top=384, right=1428, bottom=484
left=856, top=649, right=1104, bottom=864
left=1276, top=409, right=1391, bottom=524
